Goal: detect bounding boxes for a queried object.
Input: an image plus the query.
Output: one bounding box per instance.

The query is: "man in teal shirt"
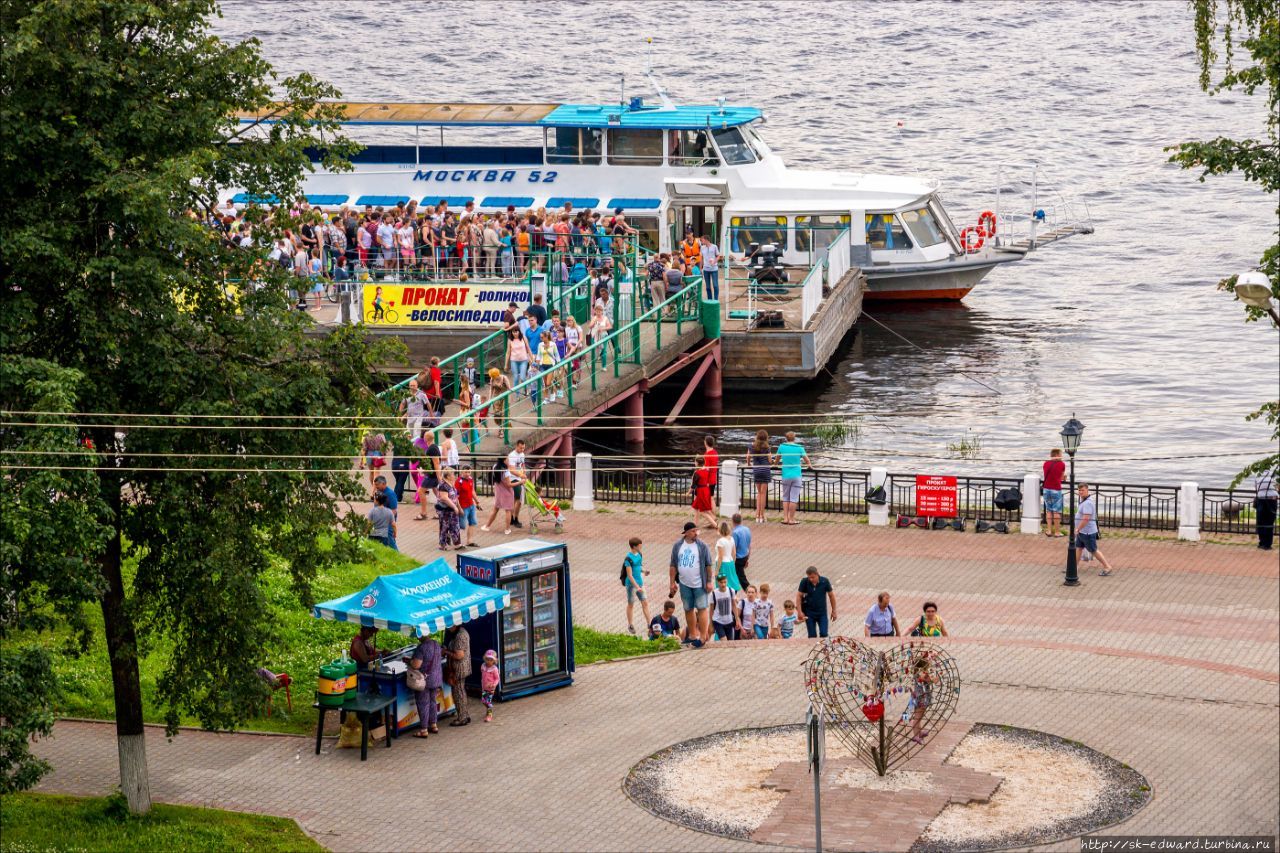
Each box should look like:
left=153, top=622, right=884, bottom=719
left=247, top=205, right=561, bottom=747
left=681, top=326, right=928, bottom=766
left=775, top=431, right=810, bottom=525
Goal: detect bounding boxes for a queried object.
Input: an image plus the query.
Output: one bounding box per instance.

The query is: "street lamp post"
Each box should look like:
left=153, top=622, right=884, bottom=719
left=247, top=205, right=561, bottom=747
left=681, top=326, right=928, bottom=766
left=1061, top=416, right=1085, bottom=587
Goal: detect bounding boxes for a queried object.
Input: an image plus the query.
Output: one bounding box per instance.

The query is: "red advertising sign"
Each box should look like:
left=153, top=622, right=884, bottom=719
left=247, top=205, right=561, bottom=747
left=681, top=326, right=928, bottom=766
left=915, top=475, right=958, bottom=517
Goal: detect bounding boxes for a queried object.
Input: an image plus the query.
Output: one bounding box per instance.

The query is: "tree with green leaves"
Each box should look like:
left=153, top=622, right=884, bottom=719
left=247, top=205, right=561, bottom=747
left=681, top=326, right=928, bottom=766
left=1, top=0, right=398, bottom=811
left=1167, top=0, right=1279, bottom=485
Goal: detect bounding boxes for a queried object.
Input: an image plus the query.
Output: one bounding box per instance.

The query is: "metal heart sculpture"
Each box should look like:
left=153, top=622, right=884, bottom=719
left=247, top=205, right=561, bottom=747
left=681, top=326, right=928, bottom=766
left=803, top=637, right=960, bottom=776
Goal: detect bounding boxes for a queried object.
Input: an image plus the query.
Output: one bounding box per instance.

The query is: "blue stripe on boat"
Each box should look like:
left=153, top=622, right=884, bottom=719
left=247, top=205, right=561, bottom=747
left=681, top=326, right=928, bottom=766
left=607, top=197, right=662, bottom=210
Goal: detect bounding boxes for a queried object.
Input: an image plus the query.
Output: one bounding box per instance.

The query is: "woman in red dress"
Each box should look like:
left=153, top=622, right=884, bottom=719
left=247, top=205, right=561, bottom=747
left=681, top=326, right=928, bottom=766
left=690, top=455, right=717, bottom=529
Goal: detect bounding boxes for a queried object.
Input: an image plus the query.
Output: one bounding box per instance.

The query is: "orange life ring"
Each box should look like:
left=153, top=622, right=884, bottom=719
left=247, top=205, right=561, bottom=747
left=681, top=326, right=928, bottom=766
left=959, top=226, right=985, bottom=253
left=977, top=210, right=997, bottom=236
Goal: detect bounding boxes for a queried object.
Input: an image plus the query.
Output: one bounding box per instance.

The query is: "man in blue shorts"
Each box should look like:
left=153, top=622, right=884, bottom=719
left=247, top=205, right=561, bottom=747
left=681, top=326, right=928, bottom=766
left=668, top=522, right=713, bottom=647
left=1074, top=483, right=1114, bottom=576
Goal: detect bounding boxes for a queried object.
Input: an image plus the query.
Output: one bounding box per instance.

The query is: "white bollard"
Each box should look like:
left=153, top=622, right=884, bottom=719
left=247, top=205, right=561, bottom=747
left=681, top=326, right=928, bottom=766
left=1178, top=481, right=1200, bottom=541
left=1021, top=473, right=1043, bottom=534
left=868, top=466, right=890, bottom=526
left=572, top=452, right=595, bottom=511
left=719, top=460, right=741, bottom=519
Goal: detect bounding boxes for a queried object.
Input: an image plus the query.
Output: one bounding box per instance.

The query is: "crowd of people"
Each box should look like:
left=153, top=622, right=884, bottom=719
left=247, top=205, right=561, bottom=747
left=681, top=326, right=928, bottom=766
left=208, top=196, right=659, bottom=289
left=206, top=197, right=731, bottom=330
left=624, top=516, right=950, bottom=647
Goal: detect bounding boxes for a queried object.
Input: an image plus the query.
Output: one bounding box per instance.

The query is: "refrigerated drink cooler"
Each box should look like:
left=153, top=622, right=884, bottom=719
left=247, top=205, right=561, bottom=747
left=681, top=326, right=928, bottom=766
left=456, top=539, right=574, bottom=700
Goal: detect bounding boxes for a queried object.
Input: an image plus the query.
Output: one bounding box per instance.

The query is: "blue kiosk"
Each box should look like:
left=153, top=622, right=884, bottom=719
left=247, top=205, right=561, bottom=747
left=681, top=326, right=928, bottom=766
left=457, top=539, right=574, bottom=700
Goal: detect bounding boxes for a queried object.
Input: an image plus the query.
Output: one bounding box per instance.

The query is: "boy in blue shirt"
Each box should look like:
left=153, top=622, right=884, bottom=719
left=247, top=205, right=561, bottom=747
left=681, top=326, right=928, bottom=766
left=623, top=537, right=649, bottom=634
left=649, top=600, right=681, bottom=640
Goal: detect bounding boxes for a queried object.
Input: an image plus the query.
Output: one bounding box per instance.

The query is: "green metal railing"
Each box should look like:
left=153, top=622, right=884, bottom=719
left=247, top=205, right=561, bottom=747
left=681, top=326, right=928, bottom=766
left=435, top=278, right=704, bottom=450
left=377, top=237, right=648, bottom=402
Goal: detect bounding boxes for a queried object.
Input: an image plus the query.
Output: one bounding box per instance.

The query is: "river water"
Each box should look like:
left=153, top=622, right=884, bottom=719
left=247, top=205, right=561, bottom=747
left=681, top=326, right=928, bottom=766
left=215, top=1, right=1277, bottom=487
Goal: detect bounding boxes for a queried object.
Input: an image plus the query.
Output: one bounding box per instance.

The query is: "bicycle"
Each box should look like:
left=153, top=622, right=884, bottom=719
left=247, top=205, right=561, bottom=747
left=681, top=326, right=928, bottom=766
left=365, top=307, right=399, bottom=324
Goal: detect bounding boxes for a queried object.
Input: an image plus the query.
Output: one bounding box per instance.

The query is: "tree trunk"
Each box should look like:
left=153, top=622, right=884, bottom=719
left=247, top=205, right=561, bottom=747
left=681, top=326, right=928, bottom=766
left=98, top=473, right=151, bottom=814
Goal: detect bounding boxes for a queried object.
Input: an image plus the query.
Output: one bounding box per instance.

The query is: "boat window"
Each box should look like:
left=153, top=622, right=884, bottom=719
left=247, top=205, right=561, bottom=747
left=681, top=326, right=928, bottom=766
left=628, top=215, right=660, bottom=254
left=730, top=216, right=787, bottom=253
left=712, top=127, right=758, bottom=165
left=900, top=207, right=946, bottom=248
left=607, top=129, right=664, bottom=166
left=795, top=214, right=851, bottom=252
left=668, top=130, right=719, bottom=167
left=545, top=127, right=603, bottom=165
left=865, top=213, right=914, bottom=250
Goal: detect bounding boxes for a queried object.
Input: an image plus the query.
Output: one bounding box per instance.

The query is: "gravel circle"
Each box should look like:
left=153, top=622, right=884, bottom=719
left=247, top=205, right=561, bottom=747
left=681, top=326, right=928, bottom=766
left=623, top=723, right=1151, bottom=851
left=910, top=723, right=1152, bottom=853
left=623, top=725, right=806, bottom=841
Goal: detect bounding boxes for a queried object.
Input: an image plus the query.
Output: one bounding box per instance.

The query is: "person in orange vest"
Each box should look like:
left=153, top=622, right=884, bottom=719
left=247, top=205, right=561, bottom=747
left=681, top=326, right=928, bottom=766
left=680, top=226, right=701, bottom=274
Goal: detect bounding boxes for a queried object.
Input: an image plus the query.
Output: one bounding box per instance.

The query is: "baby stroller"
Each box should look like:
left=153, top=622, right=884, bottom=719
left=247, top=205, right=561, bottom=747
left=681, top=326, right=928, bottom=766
left=521, top=478, right=564, bottom=534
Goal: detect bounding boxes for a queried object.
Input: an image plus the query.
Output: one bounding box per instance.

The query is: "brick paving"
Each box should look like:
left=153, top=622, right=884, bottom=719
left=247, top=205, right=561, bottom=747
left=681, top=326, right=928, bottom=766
left=32, top=501, right=1279, bottom=851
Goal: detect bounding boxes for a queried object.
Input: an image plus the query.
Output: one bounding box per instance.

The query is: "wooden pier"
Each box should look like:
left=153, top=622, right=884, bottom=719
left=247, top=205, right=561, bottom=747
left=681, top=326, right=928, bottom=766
left=720, top=264, right=866, bottom=387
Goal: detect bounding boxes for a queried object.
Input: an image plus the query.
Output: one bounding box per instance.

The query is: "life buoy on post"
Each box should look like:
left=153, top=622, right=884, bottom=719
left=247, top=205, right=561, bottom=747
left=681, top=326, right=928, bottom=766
left=959, top=226, right=986, bottom=254
left=977, top=210, right=997, bottom=236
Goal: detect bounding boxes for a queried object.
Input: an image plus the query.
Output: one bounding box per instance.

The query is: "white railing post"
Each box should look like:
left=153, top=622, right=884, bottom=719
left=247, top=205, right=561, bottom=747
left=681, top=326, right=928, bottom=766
left=827, top=228, right=851, bottom=287
left=719, top=460, right=740, bottom=519
left=800, top=264, right=822, bottom=328
left=1178, top=481, right=1200, bottom=541
left=1021, top=473, right=1042, bottom=534
left=572, top=452, right=595, bottom=511
left=868, top=466, right=890, bottom=526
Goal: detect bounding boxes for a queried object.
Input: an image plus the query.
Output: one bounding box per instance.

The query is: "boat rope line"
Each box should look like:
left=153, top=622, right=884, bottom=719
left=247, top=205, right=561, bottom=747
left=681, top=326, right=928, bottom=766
left=859, top=311, right=1003, bottom=397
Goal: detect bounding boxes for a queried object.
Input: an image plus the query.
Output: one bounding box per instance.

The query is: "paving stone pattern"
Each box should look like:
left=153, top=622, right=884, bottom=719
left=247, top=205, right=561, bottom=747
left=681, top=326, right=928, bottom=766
left=33, top=502, right=1279, bottom=851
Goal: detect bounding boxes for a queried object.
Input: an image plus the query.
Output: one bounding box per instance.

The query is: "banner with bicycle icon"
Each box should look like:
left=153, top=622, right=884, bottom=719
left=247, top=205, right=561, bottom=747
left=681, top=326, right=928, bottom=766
left=361, top=282, right=532, bottom=327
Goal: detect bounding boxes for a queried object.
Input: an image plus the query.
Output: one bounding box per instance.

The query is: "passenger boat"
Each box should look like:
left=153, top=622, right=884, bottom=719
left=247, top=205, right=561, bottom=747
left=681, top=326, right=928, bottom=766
left=234, top=79, right=1092, bottom=301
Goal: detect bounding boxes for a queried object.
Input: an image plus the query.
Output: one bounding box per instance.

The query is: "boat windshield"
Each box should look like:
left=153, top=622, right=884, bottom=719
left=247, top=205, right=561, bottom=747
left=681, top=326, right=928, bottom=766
left=865, top=213, right=913, bottom=250
left=900, top=206, right=946, bottom=248
left=712, top=127, right=758, bottom=165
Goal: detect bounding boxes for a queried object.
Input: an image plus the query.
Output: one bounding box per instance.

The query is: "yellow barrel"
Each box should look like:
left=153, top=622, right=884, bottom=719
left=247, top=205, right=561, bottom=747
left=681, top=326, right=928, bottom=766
left=317, top=662, right=347, bottom=706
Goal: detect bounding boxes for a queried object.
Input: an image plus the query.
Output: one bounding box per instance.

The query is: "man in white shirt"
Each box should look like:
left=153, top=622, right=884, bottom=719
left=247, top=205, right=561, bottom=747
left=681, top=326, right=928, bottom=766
left=668, top=522, right=713, bottom=647
left=506, top=439, right=527, bottom=529
left=399, top=380, right=429, bottom=440
left=699, top=235, right=720, bottom=300
left=376, top=218, right=395, bottom=269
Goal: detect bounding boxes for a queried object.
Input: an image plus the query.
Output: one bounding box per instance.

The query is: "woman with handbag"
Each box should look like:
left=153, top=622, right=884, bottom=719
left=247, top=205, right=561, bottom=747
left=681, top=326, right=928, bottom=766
left=909, top=601, right=948, bottom=637
left=408, top=634, right=443, bottom=738
left=435, top=468, right=463, bottom=550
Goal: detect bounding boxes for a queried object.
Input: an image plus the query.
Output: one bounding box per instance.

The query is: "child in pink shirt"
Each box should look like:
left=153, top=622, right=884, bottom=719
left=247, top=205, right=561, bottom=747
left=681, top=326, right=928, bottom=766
left=480, top=649, right=501, bottom=722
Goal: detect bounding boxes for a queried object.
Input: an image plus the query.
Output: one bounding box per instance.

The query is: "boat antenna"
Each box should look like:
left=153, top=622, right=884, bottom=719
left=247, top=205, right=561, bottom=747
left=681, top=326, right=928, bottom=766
left=644, top=37, right=677, bottom=111
left=620, top=73, right=625, bottom=108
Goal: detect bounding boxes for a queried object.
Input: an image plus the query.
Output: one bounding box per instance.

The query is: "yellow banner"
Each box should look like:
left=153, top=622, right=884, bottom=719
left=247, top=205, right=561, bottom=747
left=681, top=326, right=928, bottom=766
left=361, top=282, right=532, bottom=327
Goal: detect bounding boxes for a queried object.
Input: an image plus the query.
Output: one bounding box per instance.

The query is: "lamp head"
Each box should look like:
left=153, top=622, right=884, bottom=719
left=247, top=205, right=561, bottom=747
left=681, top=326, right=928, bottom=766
left=1060, top=415, right=1085, bottom=455
left=1234, top=271, right=1275, bottom=311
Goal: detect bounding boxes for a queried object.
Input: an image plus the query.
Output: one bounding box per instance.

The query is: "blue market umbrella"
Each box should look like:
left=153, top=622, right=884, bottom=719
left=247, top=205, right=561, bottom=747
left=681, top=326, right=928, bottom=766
left=313, top=558, right=509, bottom=637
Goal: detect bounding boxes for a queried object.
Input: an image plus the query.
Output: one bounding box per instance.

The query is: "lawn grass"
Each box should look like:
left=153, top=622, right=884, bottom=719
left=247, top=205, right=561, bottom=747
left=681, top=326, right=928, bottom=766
left=574, top=624, right=680, bottom=663
left=26, top=541, right=677, bottom=736
left=0, top=792, right=322, bottom=853
left=27, top=540, right=421, bottom=736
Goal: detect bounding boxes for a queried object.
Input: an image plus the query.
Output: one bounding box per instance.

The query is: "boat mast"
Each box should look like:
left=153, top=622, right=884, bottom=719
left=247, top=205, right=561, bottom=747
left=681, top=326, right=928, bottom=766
left=644, top=38, right=676, bottom=111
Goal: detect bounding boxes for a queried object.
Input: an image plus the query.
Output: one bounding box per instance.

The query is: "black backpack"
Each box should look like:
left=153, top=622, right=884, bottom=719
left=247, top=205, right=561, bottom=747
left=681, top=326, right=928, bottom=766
left=620, top=554, right=633, bottom=586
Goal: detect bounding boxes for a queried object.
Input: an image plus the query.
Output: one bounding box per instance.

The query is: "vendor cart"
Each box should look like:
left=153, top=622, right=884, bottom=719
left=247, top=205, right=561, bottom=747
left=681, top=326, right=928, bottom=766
left=313, top=558, right=509, bottom=733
